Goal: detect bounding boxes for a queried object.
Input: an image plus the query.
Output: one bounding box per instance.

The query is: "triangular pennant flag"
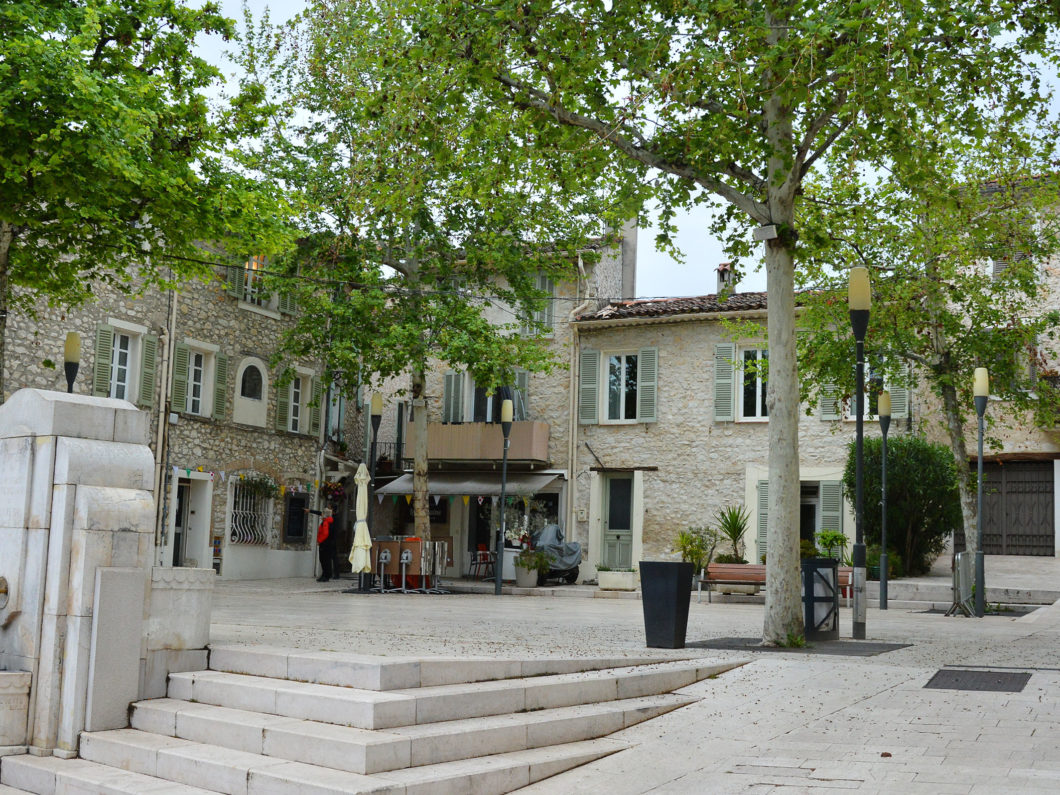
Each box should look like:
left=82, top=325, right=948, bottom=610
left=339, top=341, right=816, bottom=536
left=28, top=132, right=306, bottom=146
left=522, top=496, right=530, bottom=509
left=477, top=496, right=484, bottom=505
left=185, top=468, right=191, bottom=477
left=392, top=495, right=399, bottom=504
left=220, top=471, right=226, bottom=482
left=432, top=495, right=440, bottom=505
left=405, top=494, right=412, bottom=504
left=462, top=495, right=470, bottom=506
left=378, top=494, right=385, bottom=504
left=173, top=466, right=179, bottom=477
left=280, top=485, right=286, bottom=496
left=196, top=466, right=203, bottom=472
left=448, top=495, right=454, bottom=503
left=314, top=479, right=319, bottom=489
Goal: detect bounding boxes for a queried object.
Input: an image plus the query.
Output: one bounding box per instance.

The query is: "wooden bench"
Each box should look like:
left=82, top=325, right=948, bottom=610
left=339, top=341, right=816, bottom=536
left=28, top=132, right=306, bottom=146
left=698, top=562, right=852, bottom=604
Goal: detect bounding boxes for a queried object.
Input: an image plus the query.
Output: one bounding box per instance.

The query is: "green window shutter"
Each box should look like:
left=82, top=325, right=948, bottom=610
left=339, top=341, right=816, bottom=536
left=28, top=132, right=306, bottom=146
left=92, top=324, right=114, bottom=398
left=212, top=353, right=229, bottom=421
left=137, top=333, right=158, bottom=409
left=514, top=370, right=530, bottom=421
left=637, top=347, right=658, bottom=422
left=278, top=291, right=297, bottom=315
left=540, top=273, right=555, bottom=329
left=756, top=480, right=769, bottom=563
left=713, top=343, right=735, bottom=422
left=275, top=380, right=290, bottom=431
left=226, top=264, right=244, bottom=298
left=442, top=371, right=464, bottom=424
left=578, top=349, right=600, bottom=424
left=819, top=383, right=841, bottom=421
left=819, top=481, right=844, bottom=536
left=310, top=377, right=322, bottom=436
left=171, top=343, right=190, bottom=414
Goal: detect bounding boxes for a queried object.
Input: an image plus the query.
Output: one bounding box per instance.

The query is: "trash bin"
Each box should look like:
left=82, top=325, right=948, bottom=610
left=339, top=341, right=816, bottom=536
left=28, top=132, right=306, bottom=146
left=801, top=557, right=839, bottom=641
left=639, top=561, right=695, bottom=648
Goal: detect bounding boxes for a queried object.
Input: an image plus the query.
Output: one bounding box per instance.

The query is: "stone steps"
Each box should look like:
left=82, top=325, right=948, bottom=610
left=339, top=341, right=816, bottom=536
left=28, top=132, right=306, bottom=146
left=130, top=693, right=694, bottom=774
left=0, top=649, right=747, bottom=794
left=169, top=658, right=739, bottom=730
left=208, top=644, right=667, bottom=690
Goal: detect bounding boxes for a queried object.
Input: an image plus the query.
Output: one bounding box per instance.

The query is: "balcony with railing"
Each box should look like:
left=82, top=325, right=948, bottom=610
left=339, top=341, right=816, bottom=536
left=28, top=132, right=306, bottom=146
left=404, top=420, right=550, bottom=464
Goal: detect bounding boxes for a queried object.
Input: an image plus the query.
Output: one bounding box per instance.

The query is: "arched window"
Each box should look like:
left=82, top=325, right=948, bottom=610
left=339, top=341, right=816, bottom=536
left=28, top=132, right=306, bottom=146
left=240, top=365, right=263, bottom=400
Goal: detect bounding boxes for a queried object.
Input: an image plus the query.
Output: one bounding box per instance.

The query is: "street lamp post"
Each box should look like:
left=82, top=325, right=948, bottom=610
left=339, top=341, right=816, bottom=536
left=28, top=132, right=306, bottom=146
left=366, top=392, right=383, bottom=592
left=878, top=390, right=891, bottom=610
left=848, top=266, right=871, bottom=640
left=64, top=332, right=81, bottom=393
left=495, top=397, right=513, bottom=596
left=974, top=368, right=989, bottom=618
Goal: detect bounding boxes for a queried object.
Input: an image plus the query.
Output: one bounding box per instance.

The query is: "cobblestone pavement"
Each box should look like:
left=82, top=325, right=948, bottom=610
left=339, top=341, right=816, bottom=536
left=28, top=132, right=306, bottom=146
left=212, top=572, right=1060, bottom=793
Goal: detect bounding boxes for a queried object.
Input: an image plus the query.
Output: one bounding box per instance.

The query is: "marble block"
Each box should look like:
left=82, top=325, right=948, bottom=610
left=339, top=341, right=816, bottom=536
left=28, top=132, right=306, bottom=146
left=85, top=568, right=145, bottom=733
left=0, top=670, right=31, bottom=749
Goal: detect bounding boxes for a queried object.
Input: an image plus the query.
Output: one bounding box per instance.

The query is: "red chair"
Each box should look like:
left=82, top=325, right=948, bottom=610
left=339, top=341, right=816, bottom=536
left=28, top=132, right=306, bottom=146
left=468, top=544, right=495, bottom=580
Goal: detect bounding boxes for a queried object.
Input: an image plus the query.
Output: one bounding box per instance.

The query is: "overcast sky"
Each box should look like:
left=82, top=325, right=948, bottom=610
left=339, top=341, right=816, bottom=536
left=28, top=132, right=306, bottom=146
left=203, top=1, right=766, bottom=299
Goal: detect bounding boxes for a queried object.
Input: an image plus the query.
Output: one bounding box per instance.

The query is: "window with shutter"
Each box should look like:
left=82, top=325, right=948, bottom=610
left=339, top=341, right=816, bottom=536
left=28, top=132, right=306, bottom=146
left=756, top=480, right=769, bottom=563
left=171, top=343, right=190, bottom=414
left=275, top=380, right=290, bottom=431
left=738, top=348, right=768, bottom=420
left=819, top=481, right=844, bottom=535
left=442, top=371, right=464, bottom=424
left=138, top=334, right=158, bottom=409
left=309, top=377, right=322, bottom=436
left=637, top=347, right=658, bottom=422
left=819, top=383, right=841, bottom=421
left=213, top=353, right=229, bottom=421
left=93, top=324, right=115, bottom=398
left=579, top=349, right=600, bottom=424
left=713, top=343, right=735, bottom=422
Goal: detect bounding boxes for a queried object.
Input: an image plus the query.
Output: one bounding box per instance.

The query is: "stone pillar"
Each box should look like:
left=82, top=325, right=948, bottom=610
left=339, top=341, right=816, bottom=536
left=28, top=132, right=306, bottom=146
left=0, top=389, right=154, bottom=757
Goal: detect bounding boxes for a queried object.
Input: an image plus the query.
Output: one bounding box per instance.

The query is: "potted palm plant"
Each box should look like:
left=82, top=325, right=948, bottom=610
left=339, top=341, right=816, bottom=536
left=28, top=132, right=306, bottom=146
left=714, top=505, right=750, bottom=563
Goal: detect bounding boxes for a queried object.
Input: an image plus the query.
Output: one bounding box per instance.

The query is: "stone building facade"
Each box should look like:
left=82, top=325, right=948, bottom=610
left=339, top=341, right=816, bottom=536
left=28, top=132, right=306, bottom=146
left=3, top=262, right=366, bottom=580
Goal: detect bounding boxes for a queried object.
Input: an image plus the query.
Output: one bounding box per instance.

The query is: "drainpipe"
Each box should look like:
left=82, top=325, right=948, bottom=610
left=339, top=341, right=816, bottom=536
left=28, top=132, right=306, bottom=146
left=153, top=289, right=179, bottom=552
left=566, top=252, right=594, bottom=539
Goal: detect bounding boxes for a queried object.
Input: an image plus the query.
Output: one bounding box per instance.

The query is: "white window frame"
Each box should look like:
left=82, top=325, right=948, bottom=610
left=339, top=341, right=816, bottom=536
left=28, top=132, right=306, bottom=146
left=181, top=338, right=219, bottom=418
left=287, top=366, right=315, bottom=434
left=236, top=255, right=282, bottom=318
left=602, top=350, right=640, bottom=425
left=523, top=271, right=556, bottom=336
left=737, top=347, right=769, bottom=422
left=106, top=318, right=147, bottom=403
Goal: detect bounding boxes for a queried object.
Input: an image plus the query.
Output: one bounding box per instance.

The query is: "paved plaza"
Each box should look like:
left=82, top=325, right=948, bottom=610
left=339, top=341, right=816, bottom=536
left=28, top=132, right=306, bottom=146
left=211, top=558, right=1060, bottom=793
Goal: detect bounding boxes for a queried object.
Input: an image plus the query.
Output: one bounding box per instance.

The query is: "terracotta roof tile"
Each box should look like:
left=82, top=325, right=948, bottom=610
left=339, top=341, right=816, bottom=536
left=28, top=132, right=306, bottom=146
left=576, top=291, right=768, bottom=322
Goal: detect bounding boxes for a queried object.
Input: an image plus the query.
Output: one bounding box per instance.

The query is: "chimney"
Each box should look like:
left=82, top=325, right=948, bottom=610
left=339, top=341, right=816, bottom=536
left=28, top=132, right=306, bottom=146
left=717, top=262, right=736, bottom=294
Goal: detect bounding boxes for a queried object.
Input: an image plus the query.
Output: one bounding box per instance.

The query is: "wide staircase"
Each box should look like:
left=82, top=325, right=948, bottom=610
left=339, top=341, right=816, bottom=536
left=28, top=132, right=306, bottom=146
left=0, top=646, right=744, bottom=794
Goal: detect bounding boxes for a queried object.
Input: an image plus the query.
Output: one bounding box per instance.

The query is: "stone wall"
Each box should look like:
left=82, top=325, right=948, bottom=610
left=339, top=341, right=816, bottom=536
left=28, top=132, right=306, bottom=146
left=3, top=271, right=367, bottom=581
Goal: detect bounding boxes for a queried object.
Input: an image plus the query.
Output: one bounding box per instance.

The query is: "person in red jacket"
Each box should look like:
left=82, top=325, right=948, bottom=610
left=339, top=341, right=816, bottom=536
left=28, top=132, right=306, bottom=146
left=308, top=506, right=335, bottom=582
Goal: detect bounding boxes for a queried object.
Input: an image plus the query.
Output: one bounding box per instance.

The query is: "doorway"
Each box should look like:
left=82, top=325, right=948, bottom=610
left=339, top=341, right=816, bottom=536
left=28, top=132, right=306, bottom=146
left=172, top=480, right=191, bottom=567
left=602, top=475, right=634, bottom=569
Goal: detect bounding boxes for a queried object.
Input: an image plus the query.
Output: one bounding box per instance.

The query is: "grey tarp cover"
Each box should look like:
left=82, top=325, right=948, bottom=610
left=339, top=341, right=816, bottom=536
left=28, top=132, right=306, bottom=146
left=532, top=523, right=581, bottom=571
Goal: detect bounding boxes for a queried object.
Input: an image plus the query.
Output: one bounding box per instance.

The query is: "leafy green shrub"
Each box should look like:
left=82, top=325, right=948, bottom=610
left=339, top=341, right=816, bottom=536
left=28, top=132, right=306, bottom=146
left=714, top=505, right=750, bottom=559
left=867, top=544, right=904, bottom=578
left=815, top=530, right=849, bottom=559
left=676, top=526, right=719, bottom=573
left=800, top=539, right=819, bottom=559
left=515, top=547, right=554, bottom=574
left=843, top=435, right=961, bottom=576
left=714, top=552, right=748, bottom=564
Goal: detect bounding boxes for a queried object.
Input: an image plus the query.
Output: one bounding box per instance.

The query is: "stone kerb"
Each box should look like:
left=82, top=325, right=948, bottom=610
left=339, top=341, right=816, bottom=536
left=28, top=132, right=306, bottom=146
left=0, top=389, right=162, bottom=758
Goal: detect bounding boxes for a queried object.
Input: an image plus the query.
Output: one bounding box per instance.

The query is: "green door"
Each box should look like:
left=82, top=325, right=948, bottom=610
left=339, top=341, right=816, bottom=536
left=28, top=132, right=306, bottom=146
left=603, top=475, right=634, bottom=569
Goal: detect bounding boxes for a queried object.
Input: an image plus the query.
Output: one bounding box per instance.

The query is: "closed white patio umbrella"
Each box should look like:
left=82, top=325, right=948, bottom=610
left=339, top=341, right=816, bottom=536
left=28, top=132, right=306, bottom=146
left=349, top=463, right=372, bottom=573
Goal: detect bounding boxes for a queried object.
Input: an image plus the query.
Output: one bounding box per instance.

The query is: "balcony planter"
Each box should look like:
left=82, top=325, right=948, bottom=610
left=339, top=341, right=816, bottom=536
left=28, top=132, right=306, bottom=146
left=597, top=570, right=637, bottom=591
left=639, top=561, right=695, bottom=649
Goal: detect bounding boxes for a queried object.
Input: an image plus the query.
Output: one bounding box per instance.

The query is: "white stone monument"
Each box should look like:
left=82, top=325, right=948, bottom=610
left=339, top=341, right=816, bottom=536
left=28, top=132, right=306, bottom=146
left=0, top=389, right=213, bottom=758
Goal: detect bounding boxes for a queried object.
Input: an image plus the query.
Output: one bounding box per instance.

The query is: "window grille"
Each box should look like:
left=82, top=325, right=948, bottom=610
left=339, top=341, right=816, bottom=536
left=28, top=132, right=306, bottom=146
left=230, top=484, right=271, bottom=545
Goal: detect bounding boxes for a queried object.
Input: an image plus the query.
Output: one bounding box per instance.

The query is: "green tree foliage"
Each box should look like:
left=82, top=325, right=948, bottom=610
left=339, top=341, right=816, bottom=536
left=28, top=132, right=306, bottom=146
left=843, top=435, right=962, bottom=576
left=795, top=123, right=1060, bottom=552
left=0, top=0, right=293, bottom=399
left=251, top=0, right=1059, bottom=642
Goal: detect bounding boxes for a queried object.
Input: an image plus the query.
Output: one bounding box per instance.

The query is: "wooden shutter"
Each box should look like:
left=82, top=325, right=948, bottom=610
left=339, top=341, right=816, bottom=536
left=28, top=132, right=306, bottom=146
left=819, top=383, right=841, bottom=420
left=637, top=347, right=658, bottom=422
left=278, top=291, right=297, bottom=315
left=309, top=377, right=322, bottom=436
left=578, top=349, right=600, bottom=424
left=540, top=273, right=555, bottom=330
left=756, top=479, right=769, bottom=563
left=275, top=380, right=290, bottom=431
left=212, top=353, right=229, bottom=421
left=226, top=264, right=244, bottom=298
left=442, top=371, right=464, bottom=424
left=514, top=370, right=530, bottom=421
left=137, top=333, right=158, bottom=409
left=171, top=343, right=190, bottom=414
left=713, top=343, right=735, bottom=422
left=92, top=324, right=114, bottom=398
left=887, top=367, right=910, bottom=420
left=819, top=481, right=844, bottom=537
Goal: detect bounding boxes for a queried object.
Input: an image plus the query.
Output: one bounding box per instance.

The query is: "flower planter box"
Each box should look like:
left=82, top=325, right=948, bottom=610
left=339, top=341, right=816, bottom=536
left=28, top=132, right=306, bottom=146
left=0, top=670, right=31, bottom=755
left=597, top=570, right=637, bottom=591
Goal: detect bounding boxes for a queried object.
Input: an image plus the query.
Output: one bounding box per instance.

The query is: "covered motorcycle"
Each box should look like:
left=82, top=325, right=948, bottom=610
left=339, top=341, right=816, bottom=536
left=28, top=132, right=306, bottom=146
left=530, top=523, right=581, bottom=584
